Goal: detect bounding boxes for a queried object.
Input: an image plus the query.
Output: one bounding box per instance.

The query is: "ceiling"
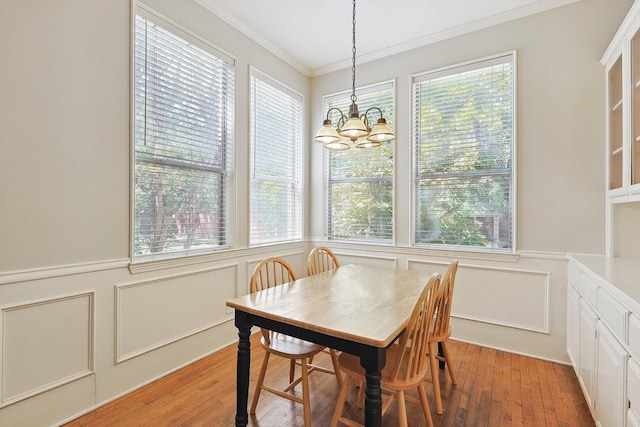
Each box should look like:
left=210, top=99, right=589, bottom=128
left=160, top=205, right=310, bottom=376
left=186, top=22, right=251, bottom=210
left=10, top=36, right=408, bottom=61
left=196, top=0, right=578, bottom=76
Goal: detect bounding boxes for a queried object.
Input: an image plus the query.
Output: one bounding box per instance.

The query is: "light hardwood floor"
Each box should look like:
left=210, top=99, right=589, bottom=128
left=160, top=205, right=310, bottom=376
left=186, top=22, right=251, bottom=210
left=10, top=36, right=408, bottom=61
left=65, top=333, right=593, bottom=426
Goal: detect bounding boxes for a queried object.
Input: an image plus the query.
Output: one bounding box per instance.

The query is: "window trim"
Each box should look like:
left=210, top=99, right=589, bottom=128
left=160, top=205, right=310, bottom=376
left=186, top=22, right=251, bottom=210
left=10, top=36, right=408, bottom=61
left=129, top=2, right=237, bottom=265
left=411, top=51, right=517, bottom=253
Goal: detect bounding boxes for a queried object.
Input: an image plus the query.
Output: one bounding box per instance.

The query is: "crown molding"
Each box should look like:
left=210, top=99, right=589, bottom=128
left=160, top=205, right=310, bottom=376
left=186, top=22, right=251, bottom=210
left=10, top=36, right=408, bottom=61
left=197, top=0, right=578, bottom=78
left=195, top=0, right=312, bottom=77
left=312, top=0, right=580, bottom=76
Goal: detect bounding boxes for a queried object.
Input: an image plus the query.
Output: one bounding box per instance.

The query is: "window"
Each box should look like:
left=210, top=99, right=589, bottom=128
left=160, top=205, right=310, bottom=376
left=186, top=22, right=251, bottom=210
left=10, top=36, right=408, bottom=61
left=249, top=69, right=303, bottom=245
left=133, top=9, right=235, bottom=260
left=324, top=82, right=395, bottom=243
left=413, top=53, right=514, bottom=251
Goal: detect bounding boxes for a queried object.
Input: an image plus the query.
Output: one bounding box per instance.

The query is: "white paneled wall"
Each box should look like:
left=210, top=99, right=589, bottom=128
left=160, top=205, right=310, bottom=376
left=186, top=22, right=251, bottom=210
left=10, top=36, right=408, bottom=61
left=0, top=245, right=309, bottom=427
left=1, top=293, right=94, bottom=405
left=115, top=265, right=237, bottom=362
left=410, top=260, right=550, bottom=333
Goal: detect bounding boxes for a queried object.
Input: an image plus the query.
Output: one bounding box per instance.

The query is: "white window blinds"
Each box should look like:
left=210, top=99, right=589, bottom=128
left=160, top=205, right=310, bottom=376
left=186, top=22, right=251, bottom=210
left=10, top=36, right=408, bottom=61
left=324, top=82, right=395, bottom=242
left=413, top=54, right=514, bottom=251
left=133, top=10, right=235, bottom=260
left=250, top=70, right=303, bottom=245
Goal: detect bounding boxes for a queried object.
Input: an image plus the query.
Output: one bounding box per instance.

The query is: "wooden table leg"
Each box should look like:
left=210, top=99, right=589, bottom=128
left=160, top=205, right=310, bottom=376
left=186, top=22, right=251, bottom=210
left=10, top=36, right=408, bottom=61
left=235, top=311, right=252, bottom=427
left=438, top=341, right=445, bottom=369
left=360, top=347, right=386, bottom=427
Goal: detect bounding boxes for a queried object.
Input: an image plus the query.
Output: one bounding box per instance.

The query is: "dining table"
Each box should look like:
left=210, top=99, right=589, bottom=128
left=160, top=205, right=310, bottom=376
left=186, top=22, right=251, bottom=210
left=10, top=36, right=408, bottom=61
left=226, top=263, right=437, bottom=427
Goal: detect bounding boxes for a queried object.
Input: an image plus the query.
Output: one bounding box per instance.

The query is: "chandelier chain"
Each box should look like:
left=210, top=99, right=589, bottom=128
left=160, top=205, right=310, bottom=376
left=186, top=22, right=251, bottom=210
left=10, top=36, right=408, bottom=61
left=351, top=0, right=357, bottom=104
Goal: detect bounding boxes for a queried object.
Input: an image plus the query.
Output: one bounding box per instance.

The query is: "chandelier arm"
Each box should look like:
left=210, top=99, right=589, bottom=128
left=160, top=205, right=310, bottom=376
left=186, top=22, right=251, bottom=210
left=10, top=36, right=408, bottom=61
left=326, top=107, right=347, bottom=129
left=361, top=106, right=384, bottom=128
left=326, top=107, right=346, bottom=121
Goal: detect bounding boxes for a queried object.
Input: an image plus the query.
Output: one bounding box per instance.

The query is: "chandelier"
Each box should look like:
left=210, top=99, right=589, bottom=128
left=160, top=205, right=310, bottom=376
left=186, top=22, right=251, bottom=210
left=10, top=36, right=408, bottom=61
left=312, top=0, right=396, bottom=150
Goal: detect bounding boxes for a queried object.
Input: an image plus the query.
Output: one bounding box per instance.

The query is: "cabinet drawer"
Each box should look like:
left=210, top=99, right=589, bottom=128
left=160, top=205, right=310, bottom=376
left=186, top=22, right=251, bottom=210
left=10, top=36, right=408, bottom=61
left=630, top=359, right=640, bottom=416
left=598, top=288, right=628, bottom=340
left=581, top=273, right=599, bottom=308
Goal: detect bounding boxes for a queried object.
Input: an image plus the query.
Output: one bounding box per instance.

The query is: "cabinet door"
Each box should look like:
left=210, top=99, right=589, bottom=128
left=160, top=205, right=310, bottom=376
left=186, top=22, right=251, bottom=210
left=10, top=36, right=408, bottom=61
left=596, top=322, right=628, bottom=427
left=567, top=283, right=581, bottom=368
left=632, top=28, right=640, bottom=188
left=609, top=54, right=624, bottom=191
left=628, top=359, right=640, bottom=424
left=579, top=299, right=598, bottom=410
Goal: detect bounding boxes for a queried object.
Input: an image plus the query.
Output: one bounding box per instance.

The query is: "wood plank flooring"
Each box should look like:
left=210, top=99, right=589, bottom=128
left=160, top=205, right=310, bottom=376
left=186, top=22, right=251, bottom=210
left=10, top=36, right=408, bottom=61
left=64, top=334, right=593, bottom=426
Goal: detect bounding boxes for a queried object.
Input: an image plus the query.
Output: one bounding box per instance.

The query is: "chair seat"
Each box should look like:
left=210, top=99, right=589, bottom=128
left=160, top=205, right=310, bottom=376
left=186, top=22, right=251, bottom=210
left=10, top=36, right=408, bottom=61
left=260, top=334, right=325, bottom=359
left=429, top=325, right=451, bottom=343
left=338, top=344, right=429, bottom=391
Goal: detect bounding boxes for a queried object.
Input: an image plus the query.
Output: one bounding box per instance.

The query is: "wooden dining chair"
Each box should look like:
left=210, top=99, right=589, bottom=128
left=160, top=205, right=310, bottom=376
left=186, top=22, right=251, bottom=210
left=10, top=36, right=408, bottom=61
left=249, top=257, right=336, bottom=427
left=427, top=260, right=459, bottom=414
left=330, top=273, right=443, bottom=427
left=306, top=246, right=343, bottom=388
left=307, top=246, right=340, bottom=276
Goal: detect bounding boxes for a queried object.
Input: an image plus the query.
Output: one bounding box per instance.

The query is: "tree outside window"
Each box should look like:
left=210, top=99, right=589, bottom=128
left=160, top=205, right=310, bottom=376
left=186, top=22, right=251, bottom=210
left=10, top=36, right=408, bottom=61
left=324, top=83, right=395, bottom=243
left=133, top=11, right=234, bottom=260
left=413, top=54, right=514, bottom=251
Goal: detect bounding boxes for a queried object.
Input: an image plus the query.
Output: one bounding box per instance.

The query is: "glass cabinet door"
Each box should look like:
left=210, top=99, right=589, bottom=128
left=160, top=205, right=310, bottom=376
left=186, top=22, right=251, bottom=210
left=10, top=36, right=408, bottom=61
left=610, top=55, right=623, bottom=190
left=633, top=29, right=640, bottom=186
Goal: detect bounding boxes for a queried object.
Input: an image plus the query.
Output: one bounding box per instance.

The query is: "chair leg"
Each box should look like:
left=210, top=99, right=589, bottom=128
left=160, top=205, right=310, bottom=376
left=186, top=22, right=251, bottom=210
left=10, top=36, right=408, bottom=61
left=441, top=340, right=457, bottom=384
left=330, top=374, right=353, bottom=427
left=417, top=383, right=434, bottom=427
left=397, top=390, right=408, bottom=427
left=429, top=341, right=444, bottom=414
left=290, top=359, right=296, bottom=384
left=250, top=352, right=270, bottom=415
left=329, top=349, right=343, bottom=388
left=300, top=358, right=312, bottom=427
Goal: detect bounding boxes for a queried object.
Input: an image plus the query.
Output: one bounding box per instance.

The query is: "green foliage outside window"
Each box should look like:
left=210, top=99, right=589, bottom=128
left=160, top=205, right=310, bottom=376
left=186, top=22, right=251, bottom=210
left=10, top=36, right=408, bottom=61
left=326, top=86, right=394, bottom=242
left=415, top=57, right=513, bottom=249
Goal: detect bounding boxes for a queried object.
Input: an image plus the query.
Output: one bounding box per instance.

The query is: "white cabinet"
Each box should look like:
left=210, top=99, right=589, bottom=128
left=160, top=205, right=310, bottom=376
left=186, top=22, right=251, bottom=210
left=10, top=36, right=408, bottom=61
left=596, top=322, right=628, bottom=427
left=567, top=256, right=640, bottom=427
left=567, top=283, right=581, bottom=367
left=579, top=299, right=598, bottom=411
left=628, top=359, right=640, bottom=424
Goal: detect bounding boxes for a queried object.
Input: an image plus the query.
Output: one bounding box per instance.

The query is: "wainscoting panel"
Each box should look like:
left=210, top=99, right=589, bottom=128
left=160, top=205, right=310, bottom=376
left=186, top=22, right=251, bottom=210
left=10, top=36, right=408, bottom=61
left=115, top=264, right=237, bottom=363
left=0, top=292, right=94, bottom=406
left=408, top=260, right=549, bottom=333
left=334, top=253, right=398, bottom=269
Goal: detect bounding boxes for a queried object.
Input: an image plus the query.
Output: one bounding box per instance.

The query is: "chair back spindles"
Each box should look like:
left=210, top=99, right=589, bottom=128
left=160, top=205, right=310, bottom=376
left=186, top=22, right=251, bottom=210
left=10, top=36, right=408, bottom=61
left=432, top=261, right=458, bottom=340
left=250, top=258, right=297, bottom=345
left=389, top=273, right=442, bottom=383
left=307, top=246, right=340, bottom=276
left=427, top=260, right=459, bottom=415
left=251, top=257, right=296, bottom=292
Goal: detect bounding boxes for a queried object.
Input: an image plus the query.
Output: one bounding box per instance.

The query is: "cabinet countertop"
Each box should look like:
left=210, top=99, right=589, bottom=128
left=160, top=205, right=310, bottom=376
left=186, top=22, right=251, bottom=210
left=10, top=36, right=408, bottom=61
left=569, top=254, right=640, bottom=312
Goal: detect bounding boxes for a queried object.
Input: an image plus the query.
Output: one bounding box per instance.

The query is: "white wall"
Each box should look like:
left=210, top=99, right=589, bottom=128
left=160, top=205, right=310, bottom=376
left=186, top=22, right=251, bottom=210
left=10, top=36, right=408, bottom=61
left=310, top=0, right=632, bottom=254
left=0, top=1, right=311, bottom=425
left=0, top=0, right=634, bottom=425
